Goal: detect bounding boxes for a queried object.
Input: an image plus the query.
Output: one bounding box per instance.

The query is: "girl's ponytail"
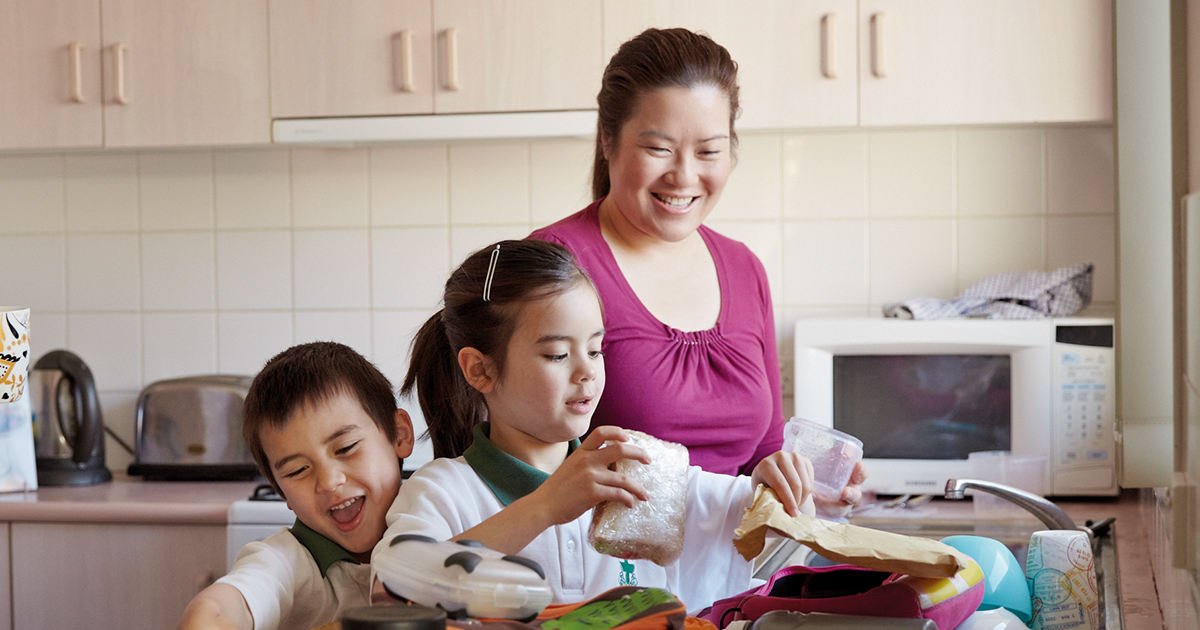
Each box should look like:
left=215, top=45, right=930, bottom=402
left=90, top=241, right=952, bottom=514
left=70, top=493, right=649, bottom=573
left=402, top=310, right=484, bottom=458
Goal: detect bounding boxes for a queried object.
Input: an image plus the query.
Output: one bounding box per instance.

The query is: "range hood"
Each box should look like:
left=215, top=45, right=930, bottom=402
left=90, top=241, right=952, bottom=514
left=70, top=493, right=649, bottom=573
left=272, top=110, right=597, bottom=144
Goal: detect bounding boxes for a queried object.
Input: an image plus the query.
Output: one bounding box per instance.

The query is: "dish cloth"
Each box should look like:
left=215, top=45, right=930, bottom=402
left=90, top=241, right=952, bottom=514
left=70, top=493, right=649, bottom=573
left=882, top=263, right=1093, bottom=319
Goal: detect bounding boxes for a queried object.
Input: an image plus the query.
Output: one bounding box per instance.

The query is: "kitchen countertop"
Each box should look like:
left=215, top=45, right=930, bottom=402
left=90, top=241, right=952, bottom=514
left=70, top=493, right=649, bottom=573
left=0, top=476, right=1163, bottom=628
left=0, top=472, right=263, bottom=525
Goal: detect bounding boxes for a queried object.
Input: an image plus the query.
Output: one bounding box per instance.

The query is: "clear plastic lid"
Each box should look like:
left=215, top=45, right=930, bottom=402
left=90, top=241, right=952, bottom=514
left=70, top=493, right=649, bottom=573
left=782, top=417, right=864, bottom=500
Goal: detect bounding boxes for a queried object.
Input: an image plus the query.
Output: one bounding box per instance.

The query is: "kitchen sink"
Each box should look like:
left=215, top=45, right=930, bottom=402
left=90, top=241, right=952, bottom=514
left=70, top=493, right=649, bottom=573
left=752, top=508, right=1122, bottom=630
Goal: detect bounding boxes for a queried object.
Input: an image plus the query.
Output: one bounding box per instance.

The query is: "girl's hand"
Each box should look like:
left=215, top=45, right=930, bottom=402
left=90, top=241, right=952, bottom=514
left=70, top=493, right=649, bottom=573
left=531, top=425, right=652, bottom=526
left=813, top=460, right=869, bottom=519
left=751, top=451, right=816, bottom=517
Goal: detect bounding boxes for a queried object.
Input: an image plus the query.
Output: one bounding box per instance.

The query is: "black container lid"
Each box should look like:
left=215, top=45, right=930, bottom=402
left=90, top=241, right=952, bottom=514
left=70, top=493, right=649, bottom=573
left=340, top=604, right=448, bottom=630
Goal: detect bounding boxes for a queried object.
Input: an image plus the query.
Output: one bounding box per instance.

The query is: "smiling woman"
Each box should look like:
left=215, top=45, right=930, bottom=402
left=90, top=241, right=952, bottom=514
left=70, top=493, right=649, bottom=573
left=529, top=29, right=866, bottom=516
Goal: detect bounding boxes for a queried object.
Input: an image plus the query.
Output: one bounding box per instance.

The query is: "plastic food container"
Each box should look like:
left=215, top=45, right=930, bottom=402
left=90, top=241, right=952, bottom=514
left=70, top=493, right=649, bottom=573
left=782, top=417, right=864, bottom=501
left=373, top=534, right=553, bottom=621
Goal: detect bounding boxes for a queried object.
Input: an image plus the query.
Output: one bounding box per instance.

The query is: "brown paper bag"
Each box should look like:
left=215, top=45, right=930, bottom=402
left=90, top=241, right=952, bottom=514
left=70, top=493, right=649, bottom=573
left=733, top=486, right=970, bottom=579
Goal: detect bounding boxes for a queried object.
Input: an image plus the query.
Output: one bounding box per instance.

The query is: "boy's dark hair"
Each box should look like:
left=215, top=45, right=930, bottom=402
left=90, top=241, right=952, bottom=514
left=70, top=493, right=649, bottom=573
left=403, top=239, right=595, bottom=459
left=592, top=27, right=740, bottom=200
left=243, top=341, right=399, bottom=495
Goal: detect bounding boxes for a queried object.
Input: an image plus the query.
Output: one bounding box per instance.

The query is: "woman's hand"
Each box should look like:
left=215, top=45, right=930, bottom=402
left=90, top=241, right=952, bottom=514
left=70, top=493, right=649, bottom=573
left=813, top=460, right=870, bottom=519
left=529, top=425, right=652, bottom=527
left=750, top=451, right=816, bottom=517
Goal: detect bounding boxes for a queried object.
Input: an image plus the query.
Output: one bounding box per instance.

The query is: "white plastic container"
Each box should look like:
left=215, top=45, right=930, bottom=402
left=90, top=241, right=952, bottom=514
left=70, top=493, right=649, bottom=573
left=782, top=417, right=864, bottom=501
left=373, top=534, right=553, bottom=620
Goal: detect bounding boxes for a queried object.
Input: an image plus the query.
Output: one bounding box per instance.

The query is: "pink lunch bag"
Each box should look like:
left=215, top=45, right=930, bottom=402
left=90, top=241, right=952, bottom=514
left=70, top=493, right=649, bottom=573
left=699, top=560, right=985, bottom=630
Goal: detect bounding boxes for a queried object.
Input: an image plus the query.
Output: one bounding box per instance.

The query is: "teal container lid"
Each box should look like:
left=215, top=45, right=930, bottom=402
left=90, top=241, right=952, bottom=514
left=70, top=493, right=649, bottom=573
left=940, top=535, right=1032, bottom=624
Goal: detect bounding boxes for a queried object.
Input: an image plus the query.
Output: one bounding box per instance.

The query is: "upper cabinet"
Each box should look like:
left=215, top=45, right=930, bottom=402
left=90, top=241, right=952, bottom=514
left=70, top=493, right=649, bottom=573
left=858, top=0, right=1112, bottom=126
left=100, top=0, right=270, bottom=147
left=269, top=0, right=604, bottom=119
left=0, top=0, right=103, bottom=149
left=0, top=0, right=269, bottom=150
left=604, top=0, right=1111, bottom=130
left=604, top=0, right=859, bottom=129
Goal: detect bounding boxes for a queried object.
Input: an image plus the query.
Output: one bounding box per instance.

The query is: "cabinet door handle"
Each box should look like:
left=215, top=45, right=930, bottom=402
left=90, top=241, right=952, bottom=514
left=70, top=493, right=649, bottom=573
left=870, top=12, right=886, bottom=78
left=112, top=42, right=129, bottom=104
left=393, top=30, right=414, bottom=92
left=69, top=42, right=85, bottom=103
left=821, top=14, right=837, bottom=79
left=444, top=27, right=460, bottom=91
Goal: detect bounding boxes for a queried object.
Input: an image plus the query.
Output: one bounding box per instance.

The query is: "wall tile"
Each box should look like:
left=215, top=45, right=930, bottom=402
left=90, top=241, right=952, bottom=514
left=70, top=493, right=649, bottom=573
left=372, top=228, right=450, bottom=310
left=66, top=233, right=140, bottom=311
left=1048, top=215, right=1115, bottom=303
left=67, top=313, right=141, bottom=390
left=371, top=145, right=450, bottom=227
left=292, top=148, right=370, bottom=228
left=868, top=130, right=954, bottom=218
left=869, top=219, right=955, bottom=305
left=449, top=143, right=530, bottom=225
left=28, top=313, right=67, bottom=358
left=958, top=217, right=1046, bottom=290
left=531, top=139, right=593, bottom=225
left=216, top=231, right=292, bottom=310
left=958, top=128, right=1043, bottom=217
left=217, top=312, right=294, bottom=375
left=782, top=221, right=868, bottom=306
left=706, top=221, right=782, bottom=301
left=99, top=390, right=139, bottom=471
left=295, top=310, right=373, bottom=359
left=450, top=226, right=533, bottom=268
left=141, top=232, right=216, bottom=311
left=0, top=155, right=65, bottom=233
left=65, top=154, right=138, bottom=232
left=143, top=313, right=218, bottom=382
left=139, top=151, right=215, bottom=230
left=374, top=310, right=437, bottom=470
left=294, top=229, right=371, bottom=309
left=215, top=149, right=291, bottom=229
left=783, top=131, right=868, bottom=220
left=719, top=134, right=781, bottom=221
left=1, top=235, right=66, bottom=312
left=1048, top=126, right=1115, bottom=215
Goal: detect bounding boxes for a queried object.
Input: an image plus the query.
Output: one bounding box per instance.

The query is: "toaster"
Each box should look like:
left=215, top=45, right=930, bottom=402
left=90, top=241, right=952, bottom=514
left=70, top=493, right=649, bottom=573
left=127, top=374, right=260, bottom=481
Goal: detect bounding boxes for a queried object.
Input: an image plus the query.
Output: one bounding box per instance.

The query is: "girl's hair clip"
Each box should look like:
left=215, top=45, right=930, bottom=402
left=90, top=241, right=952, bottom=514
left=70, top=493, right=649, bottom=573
left=482, top=244, right=501, bottom=302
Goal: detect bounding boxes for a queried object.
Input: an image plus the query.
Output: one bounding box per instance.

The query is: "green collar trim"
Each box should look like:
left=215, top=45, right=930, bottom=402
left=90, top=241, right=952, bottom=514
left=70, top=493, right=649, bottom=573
left=462, top=422, right=580, bottom=506
left=289, top=519, right=359, bottom=578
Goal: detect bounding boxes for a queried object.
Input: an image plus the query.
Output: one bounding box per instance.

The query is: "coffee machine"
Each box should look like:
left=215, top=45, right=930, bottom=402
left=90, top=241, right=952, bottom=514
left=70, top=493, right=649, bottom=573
left=31, top=350, right=111, bottom=485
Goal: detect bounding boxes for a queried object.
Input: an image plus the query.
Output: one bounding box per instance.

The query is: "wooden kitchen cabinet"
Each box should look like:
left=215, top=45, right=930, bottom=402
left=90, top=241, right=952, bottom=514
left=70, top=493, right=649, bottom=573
left=857, top=0, right=1112, bottom=126
left=0, top=0, right=270, bottom=149
left=0, top=0, right=103, bottom=149
left=269, top=0, right=603, bottom=119
left=604, top=0, right=859, bottom=129
left=100, top=0, right=271, bottom=146
left=10, top=522, right=225, bottom=630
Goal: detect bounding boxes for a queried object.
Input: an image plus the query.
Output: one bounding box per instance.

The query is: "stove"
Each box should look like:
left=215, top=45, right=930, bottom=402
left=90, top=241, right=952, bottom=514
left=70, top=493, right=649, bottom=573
left=226, top=484, right=295, bottom=571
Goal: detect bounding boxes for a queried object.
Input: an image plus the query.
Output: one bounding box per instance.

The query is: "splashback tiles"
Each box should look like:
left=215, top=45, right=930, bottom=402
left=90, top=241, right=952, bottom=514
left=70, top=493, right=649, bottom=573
left=0, top=124, right=1116, bottom=472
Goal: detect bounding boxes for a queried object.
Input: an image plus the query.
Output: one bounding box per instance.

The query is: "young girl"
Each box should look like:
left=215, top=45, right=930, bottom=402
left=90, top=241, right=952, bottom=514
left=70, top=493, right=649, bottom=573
left=373, top=239, right=816, bottom=613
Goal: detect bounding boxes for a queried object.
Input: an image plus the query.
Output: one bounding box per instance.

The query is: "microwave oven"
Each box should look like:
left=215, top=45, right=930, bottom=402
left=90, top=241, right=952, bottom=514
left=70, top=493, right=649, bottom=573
left=793, top=317, right=1117, bottom=497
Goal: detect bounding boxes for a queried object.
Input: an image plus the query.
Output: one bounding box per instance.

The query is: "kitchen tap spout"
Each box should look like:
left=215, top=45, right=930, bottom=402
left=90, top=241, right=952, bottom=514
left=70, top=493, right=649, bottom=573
left=944, top=478, right=1081, bottom=533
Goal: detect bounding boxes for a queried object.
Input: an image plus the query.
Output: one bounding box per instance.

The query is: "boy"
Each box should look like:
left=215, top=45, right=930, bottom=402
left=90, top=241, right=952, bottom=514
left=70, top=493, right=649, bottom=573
left=179, top=342, right=414, bottom=630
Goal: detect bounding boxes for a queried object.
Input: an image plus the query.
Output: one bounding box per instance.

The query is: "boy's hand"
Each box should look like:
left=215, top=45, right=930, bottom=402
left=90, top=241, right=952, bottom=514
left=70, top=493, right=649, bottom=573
left=750, top=451, right=816, bottom=517
left=533, top=425, right=651, bottom=525
left=813, top=460, right=869, bottom=519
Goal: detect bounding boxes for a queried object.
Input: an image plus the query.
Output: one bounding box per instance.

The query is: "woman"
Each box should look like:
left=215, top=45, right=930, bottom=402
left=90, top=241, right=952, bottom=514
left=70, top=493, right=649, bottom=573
left=530, top=28, right=865, bottom=515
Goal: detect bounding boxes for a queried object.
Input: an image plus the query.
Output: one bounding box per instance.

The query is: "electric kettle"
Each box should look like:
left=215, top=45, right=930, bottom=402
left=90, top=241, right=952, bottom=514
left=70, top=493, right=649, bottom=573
left=31, top=350, right=112, bottom=485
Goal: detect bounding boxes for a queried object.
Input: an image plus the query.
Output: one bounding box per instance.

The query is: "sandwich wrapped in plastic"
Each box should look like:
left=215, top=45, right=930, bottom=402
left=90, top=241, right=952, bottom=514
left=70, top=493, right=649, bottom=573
left=588, top=430, right=689, bottom=566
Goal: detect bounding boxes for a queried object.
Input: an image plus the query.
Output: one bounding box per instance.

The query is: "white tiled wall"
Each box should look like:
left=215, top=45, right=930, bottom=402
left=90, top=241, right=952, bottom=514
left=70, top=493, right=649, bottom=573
left=0, top=124, right=1116, bottom=472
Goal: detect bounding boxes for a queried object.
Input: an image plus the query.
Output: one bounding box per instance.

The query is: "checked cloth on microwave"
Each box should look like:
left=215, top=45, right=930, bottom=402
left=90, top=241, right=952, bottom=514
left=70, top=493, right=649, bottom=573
left=882, top=263, right=1094, bottom=319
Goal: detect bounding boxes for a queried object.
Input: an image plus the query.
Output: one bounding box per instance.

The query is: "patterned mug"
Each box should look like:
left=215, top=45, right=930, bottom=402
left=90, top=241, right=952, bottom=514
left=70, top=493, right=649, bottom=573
left=0, top=308, right=31, bottom=403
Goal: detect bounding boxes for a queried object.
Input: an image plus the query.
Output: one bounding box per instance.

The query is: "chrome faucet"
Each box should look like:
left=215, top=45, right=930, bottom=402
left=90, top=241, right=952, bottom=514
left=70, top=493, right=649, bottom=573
left=944, top=478, right=1082, bottom=533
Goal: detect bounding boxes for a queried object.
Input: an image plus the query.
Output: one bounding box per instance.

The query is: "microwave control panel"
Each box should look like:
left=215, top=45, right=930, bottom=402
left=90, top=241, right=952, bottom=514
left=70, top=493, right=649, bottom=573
left=1051, top=324, right=1117, bottom=493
